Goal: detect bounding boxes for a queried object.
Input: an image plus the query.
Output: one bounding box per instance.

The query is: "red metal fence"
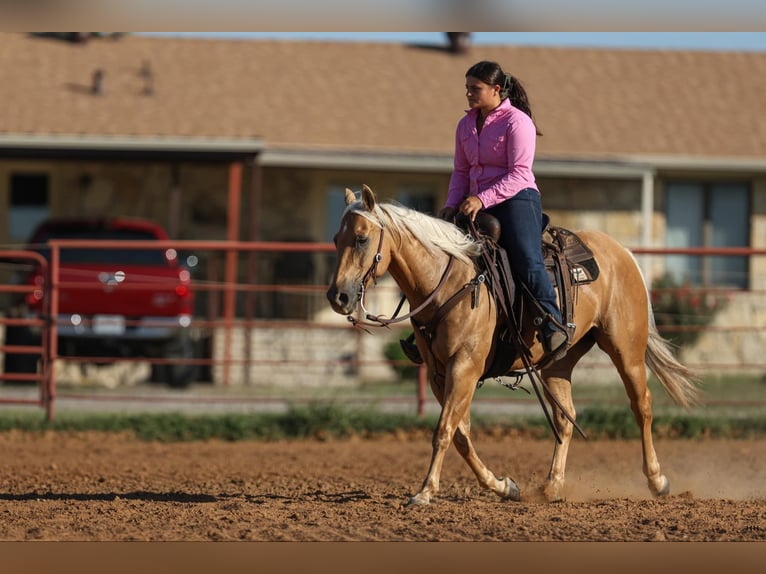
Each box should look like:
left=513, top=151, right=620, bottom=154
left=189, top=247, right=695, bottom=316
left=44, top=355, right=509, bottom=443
left=0, top=249, right=54, bottom=418
left=1, top=241, right=765, bottom=420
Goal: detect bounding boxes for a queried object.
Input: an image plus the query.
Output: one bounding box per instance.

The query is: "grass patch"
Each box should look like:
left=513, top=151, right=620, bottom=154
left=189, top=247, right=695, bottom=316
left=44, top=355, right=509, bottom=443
left=1, top=402, right=765, bottom=442
left=0, top=404, right=438, bottom=442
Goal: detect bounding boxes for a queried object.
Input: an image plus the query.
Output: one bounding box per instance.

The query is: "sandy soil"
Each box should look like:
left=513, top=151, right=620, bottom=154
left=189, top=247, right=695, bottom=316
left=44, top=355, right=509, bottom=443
left=0, top=431, right=764, bottom=541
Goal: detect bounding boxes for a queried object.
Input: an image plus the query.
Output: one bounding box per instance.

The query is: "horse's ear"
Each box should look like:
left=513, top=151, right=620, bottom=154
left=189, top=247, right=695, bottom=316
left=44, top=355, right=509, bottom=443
left=344, top=188, right=356, bottom=206
left=361, top=184, right=376, bottom=211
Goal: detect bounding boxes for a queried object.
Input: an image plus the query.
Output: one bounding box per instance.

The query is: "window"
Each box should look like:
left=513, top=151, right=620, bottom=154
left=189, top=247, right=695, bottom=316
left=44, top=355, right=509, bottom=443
left=323, top=184, right=363, bottom=284
left=326, top=185, right=360, bottom=242
left=665, top=181, right=749, bottom=288
left=397, top=185, right=436, bottom=215
left=8, top=173, right=50, bottom=242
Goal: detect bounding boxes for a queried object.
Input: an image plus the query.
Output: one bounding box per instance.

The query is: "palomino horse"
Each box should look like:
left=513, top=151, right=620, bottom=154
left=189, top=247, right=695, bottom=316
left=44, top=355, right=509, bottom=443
left=326, top=184, right=698, bottom=505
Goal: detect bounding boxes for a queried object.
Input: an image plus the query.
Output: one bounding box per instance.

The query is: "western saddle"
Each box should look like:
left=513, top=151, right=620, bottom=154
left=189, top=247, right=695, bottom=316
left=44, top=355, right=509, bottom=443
left=401, top=212, right=600, bottom=378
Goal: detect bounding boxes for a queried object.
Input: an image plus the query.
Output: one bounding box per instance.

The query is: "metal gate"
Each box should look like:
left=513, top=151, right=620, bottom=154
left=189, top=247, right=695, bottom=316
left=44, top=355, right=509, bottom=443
left=0, top=249, right=53, bottom=419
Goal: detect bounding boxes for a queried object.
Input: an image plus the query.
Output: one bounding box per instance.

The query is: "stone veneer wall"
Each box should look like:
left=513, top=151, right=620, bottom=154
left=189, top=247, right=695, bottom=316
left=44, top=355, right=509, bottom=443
left=210, top=323, right=396, bottom=387
left=206, top=325, right=628, bottom=388
left=208, top=288, right=764, bottom=388
left=679, top=291, right=766, bottom=376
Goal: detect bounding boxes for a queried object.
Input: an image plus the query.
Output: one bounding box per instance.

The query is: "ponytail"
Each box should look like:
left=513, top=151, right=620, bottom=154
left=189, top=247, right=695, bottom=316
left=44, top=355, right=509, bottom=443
left=502, top=74, right=542, bottom=136
left=466, top=60, right=542, bottom=136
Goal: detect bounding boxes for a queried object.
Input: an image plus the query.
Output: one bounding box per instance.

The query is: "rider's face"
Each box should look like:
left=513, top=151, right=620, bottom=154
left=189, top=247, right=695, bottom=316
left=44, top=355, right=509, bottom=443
left=465, top=76, right=500, bottom=112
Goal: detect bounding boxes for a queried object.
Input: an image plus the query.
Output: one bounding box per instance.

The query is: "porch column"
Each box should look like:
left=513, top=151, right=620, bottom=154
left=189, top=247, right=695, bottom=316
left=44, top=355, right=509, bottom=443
left=640, top=169, right=656, bottom=277
left=243, top=157, right=261, bottom=386
left=222, top=161, right=243, bottom=386
left=168, top=163, right=181, bottom=238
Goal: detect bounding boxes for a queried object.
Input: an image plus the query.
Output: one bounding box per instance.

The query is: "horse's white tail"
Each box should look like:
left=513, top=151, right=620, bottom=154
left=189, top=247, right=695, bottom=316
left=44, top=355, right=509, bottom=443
left=628, top=249, right=700, bottom=410
left=645, top=305, right=700, bottom=409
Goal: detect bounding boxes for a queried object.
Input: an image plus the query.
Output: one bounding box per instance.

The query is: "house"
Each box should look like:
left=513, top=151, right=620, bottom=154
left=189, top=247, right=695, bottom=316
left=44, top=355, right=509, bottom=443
left=2, top=32, right=765, bottom=383
left=3, top=32, right=766, bottom=269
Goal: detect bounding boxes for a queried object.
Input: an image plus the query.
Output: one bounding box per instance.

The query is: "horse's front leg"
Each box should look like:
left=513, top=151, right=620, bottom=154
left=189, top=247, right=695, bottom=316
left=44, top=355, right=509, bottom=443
left=407, top=358, right=482, bottom=506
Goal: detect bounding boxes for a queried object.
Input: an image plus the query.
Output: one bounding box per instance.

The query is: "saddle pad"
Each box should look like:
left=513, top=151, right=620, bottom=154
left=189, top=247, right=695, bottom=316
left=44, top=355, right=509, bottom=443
left=544, top=226, right=600, bottom=284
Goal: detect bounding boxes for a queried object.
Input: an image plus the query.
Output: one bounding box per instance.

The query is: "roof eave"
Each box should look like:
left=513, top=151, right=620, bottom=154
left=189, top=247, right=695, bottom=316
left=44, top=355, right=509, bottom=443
left=260, top=148, right=665, bottom=178
left=2, top=136, right=763, bottom=175
left=0, top=134, right=265, bottom=161
left=619, top=153, right=766, bottom=174
left=262, top=148, right=766, bottom=176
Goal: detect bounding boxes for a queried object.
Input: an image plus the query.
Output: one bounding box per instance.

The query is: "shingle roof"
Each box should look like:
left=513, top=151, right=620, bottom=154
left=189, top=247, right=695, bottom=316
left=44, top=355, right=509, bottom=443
left=2, top=33, right=765, bottom=162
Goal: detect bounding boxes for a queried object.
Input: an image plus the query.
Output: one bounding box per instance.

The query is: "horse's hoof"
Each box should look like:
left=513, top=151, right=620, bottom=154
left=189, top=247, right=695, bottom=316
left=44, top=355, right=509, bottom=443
left=499, top=476, right=521, bottom=502
left=651, top=475, right=670, bottom=497
left=406, top=493, right=431, bottom=506
left=542, top=482, right=565, bottom=503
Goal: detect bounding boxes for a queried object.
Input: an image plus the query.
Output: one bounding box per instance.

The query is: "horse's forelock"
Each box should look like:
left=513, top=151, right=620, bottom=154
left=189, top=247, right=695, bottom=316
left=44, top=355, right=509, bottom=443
left=344, top=200, right=384, bottom=229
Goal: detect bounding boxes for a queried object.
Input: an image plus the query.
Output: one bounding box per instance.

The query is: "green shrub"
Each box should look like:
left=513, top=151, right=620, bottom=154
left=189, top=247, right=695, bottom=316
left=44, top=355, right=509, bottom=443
left=2, top=403, right=764, bottom=441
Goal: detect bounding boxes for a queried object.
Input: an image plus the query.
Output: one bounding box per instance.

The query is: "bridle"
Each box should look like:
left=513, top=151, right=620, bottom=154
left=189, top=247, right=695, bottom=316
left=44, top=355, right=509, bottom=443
left=347, top=221, right=459, bottom=331
left=356, top=221, right=386, bottom=309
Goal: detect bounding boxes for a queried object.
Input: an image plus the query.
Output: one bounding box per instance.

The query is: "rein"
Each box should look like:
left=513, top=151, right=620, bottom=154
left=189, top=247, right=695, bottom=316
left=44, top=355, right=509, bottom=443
left=348, top=220, right=478, bottom=331
left=466, top=218, right=586, bottom=443
left=349, top=252, right=458, bottom=330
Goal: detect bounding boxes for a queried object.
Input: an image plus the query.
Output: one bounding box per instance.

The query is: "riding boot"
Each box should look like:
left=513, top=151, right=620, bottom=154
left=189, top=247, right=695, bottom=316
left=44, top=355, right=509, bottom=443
left=400, top=332, right=423, bottom=364
left=540, top=319, right=569, bottom=361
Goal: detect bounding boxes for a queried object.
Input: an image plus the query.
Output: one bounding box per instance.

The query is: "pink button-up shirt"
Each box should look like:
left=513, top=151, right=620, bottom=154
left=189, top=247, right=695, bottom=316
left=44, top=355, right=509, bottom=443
left=446, top=98, right=539, bottom=209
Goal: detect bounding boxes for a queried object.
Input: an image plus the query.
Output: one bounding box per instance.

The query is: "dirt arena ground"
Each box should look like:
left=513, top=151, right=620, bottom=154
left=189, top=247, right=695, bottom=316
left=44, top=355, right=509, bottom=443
left=0, top=431, right=764, bottom=541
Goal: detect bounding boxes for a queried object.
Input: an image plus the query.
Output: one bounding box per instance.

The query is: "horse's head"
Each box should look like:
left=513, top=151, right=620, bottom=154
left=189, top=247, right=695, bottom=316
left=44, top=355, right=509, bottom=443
left=326, top=184, right=391, bottom=316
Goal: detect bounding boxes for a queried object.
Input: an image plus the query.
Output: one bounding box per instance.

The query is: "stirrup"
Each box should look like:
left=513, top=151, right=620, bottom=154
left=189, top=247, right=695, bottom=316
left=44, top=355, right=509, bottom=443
left=399, top=333, right=423, bottom=364
left=542, top=330, right=569, bottom=361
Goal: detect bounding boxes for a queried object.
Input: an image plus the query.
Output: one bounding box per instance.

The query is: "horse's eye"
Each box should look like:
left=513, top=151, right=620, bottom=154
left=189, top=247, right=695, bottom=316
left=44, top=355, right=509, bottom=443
left=355, top=236, right=369, bottom=248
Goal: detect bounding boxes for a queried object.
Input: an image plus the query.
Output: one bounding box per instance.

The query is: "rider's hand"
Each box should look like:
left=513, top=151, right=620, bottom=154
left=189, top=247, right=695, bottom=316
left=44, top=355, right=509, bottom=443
left=459, top=196, right=484, bottom=221
left=438, top=206, right=458, bottom=222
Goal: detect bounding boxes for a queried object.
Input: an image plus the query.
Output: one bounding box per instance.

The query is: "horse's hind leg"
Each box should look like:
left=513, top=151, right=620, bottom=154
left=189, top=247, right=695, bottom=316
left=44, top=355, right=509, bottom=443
left=596, top=331, right=670, bottom=497
left=453, top=414, right=521, bottom=501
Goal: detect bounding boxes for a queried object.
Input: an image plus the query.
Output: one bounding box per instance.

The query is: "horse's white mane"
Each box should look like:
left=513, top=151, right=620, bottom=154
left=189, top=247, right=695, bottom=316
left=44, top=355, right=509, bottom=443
left=346, top=200, right=482, bottom=266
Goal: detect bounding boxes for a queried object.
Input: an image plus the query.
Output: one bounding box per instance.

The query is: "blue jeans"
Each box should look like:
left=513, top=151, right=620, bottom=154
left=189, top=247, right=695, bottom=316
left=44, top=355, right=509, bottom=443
left=485, top=188, right=562, bottom=335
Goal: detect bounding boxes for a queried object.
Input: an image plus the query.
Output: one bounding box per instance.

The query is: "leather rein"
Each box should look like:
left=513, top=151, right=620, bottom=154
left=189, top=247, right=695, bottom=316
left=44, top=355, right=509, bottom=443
left=347, top=224, right=482, bottom=331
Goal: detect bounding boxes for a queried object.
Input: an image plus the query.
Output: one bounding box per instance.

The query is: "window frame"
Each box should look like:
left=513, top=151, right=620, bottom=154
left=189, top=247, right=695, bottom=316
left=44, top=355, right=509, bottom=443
left=664, top=179, right=751, bottom=288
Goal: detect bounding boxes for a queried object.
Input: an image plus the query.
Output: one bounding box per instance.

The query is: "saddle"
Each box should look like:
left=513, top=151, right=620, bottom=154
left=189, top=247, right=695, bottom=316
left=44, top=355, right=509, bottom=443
left=466, top=213, right=600, bottom=376
left=541, top=216, right=599, bottom=340
left=465, top=211, right=597, bottom=277
left=399, top=211, right=600, bottom=378
left=397, top=211, right=596, bottom=443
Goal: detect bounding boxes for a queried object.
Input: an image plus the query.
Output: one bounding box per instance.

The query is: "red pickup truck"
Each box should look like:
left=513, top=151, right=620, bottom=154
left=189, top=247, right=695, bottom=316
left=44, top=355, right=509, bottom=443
left=3, top=217, right=197, bottom=388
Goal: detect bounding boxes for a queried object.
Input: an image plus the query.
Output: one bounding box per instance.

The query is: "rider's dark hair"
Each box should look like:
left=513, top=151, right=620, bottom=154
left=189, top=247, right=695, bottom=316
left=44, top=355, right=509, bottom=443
left=465, top=60, right=542, bottom=136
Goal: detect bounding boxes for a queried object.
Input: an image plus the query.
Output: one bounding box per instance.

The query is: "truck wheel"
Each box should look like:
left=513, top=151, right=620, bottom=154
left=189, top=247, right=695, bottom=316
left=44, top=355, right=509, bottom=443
left=152, top=336, right=197, bottom=389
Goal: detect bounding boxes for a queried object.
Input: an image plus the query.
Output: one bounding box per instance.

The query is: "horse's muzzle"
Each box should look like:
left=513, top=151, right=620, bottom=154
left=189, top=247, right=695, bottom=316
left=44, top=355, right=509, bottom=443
left=326, top=283, right=358, bottom=315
